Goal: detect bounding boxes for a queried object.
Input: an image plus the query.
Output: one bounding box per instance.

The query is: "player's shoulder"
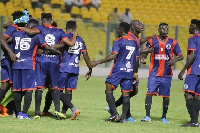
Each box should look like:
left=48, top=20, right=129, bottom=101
left=7, top=24, right=18, bottom=31
left=167, top=37, right=178, bottom=43
left=114, top=36, right=134, bottom=42
left=190, top=34, right=200, bottom=39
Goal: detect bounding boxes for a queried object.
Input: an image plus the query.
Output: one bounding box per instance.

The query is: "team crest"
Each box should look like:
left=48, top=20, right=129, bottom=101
left=166, top=44, right=171, bottom=49
left=183, top=84, right=188, bottom=89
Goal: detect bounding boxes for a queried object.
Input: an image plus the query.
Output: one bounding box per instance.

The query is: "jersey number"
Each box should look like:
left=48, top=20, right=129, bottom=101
left=126, top=46, right=135, bottom=59
left=15, top=37, right=31, bottom=50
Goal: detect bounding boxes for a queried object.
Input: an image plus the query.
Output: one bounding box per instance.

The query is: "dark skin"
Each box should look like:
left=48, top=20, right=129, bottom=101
left=178, top=23, right=200, bottom=80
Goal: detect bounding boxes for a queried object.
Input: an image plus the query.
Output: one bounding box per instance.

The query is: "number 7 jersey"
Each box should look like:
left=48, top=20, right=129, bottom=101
left=109, top=36, right=140, bottom=79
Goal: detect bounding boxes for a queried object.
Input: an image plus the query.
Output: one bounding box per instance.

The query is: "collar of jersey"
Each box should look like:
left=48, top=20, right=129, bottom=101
left=157, top=36, right=169, bottom=44
left=44, top=24, right=55, bottom=28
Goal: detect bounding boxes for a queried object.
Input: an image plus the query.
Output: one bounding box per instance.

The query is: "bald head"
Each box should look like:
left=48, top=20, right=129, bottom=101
left=130, top=20, right=143, bottom=34
left=130, top=20, right=141, bottom=27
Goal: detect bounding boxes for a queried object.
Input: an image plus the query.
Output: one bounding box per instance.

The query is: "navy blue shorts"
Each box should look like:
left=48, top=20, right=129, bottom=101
left=105, top=75, right=133, bottom=92
left=12, top=69, right=36, bottom=91
left=147, top=76, right=172, bottom=97
left=183, top=74, right=200, bottom=95
left=1, top=57, right=12, bottom=83
left=36, top=62, right=59, bottom=89
left=58, top=72, right=78, bottom=91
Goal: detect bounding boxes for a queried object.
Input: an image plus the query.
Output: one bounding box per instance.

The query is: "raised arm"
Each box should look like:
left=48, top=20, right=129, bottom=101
left=62, top=32, right=77, bottom=47
left=19, top=27, right=40, bottom=36
left=3, top=21, right=14, bottom=29
left=42, top=44, right=62, bottom=57
left=51, top=42, right=65, bottom=49
left=140, top=33, right=156, bottom=45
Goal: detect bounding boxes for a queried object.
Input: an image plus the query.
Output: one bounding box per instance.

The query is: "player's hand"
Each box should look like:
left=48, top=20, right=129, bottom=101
left=133, top=73, right=138, bottom=84
left=140, top=57, right=146, bottom=64
left=150, top=33, right=156, bottom=38
left=9, top=52, right=18, bottom=62
left=143, top=46, right=154, bottom=54
left=37, top=49, right=44, bottom=55
left=90, top=61, right=99, bottom=68
left=18, top=27, right=23, bottom=30
left=168, top=59, right=176, bottom=67
left=178, top=70, right=185, bottom=80
left=71, top=31, right=78, bottom=36
left=85, top=69, right=92, bottom=81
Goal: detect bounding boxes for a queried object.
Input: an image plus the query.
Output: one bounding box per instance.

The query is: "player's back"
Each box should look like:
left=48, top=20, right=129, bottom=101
left=128, top=31, right=140, bottom=45
left=187, top=34, right=200, bottom=75
left=12, top=31, right=40, bottom=70
left=60, top=32, right=87, bottom=74
left=111, top=36, right=139, bottom=79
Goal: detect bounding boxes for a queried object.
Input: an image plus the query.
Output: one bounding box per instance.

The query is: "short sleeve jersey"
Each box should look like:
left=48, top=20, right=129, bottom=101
left=11, top=31, right=46, bottom=70
left=186, top=34, right=200, bottom=75
left=35, top=25, right=68, bottom=64
left=3, top=24, right=18, bottom=57
left=109, top=36, right=140, bottom=79
left=60, top=32, right=87, bottom=74
left=146, top=36, right=182, bottom=77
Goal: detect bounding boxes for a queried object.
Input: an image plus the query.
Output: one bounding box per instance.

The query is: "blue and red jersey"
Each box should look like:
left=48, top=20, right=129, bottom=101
left=109, top=36, right=140, bottom=79
left=35, top=25, right=68, bottom=64
left=186, top=34, right=200, bottom=76
left=128, top=31, right=140, bottom=45
left=146, top=36, right=182, bottom=77
left=60, top=32, right=87, bottom=74
left=11, top=31, right=46, bottom=70
left=3, top=24, right=18, bottom=57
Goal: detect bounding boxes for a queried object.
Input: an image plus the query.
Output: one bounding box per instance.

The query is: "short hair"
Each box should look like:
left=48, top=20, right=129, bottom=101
left=191, top=19, right=200, bottom=29
left=41, top=13, right=52, bottom=21
left=27, top=19, right=39, bottom=28
left=159, top=23, right=168, bottom=28
left=66, top=20, right=77, bottom=30
left=12, top=11, right=24, bottom=21
left=52, top=21, right=57, bottom=27
left=119, top=22, right=130, bottom=33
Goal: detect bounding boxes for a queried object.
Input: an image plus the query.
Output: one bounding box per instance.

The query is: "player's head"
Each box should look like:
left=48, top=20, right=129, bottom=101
left=130, top=20, right=143, bottom=33
left=158, top=23, right=168, bottom=37
left=41, top=13, right=53, bottom=25
left=51, top=21, right=57, bottom=27
left=114, top=8, right=118, bottom=13
left=26, top=19, right=39, bottom=29
left=189, top=19, right=200, bottom=34
left=66, top=20, right=77, bottom=32
left=117, top=22, right=130, bottom=37
left=12, top=11, right=26, bottom=27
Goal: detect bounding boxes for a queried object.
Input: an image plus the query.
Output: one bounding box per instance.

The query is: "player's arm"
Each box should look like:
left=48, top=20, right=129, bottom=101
left=0, top=36, right=17, bottom=61
left=168, top=54, right=183, bottom=67
left=19, top=27, right=40, bottom=35
left=62, top=31, right=77, bottom=47
left=3, top=21, right=14, bottom=29
left=82, top=51, right=92, bottom=80
left=42, top=44, right=62, bottom=57
left=140, top=33, right=156, bottom=45
left=51, top=42, right=65, bottom=49
left=139, top=46, right=154, bottom=54
left=133, top=56, right=139, bottom=84
left=178, top=50, right=196, bottom=80
left=91, top=53, right=117, bottom=68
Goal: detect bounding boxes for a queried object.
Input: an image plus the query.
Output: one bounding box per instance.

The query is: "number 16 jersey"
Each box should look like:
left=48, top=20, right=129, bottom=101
left=109, top=36, right=140, bottom=79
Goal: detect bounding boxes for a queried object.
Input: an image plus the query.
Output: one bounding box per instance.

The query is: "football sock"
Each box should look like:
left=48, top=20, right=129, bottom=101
left=22, top=91, right=32, bottom=114
left=115, top=95, right=123, bottom=107
left=35, top=90, right=43, bottom=115
left=52, top=89, right=60, bottom=112
left=43, top=90, right=52, bottom=113
left=60, top=93, right=74, bottom=109
left=121, top=96, right=130, bottom=120
left=106, top=93, right=117, bottom=116
left=145, top=95, right=152, bottom=117
left=162, top=98, right=169, bottom=118
left=5, top=100, right=16, bottom=113
left=13, top=92, right=22, bottom=114
left=126, top=107, right=131, bottom=118
left=186, top=99, right=194, bottom=122
left=0, top=88, right=6, bottom=102
left=192, top=100, right=200, bottom=123
left=62, top=94, right=72, bottom=114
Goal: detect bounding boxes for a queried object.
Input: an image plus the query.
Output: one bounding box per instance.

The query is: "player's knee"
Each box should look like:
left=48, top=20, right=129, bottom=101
left=1, top=82, right=10, bottom=92
left=184, top=92, right=194, bottom=99
left=122, top=92, right=129, bottom=97
left=65, top=90, right=72, bottom=94
left=194, top=95, right=200, bottom=101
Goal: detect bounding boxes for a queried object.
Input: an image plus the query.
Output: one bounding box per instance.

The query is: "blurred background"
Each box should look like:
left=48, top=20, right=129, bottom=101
left=0, top=0, right=200, bottom=70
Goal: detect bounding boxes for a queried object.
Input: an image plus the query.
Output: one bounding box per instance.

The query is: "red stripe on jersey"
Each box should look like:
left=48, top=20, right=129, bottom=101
left=32, top=45, right=38, bottom=70
left=61, top=37, right=69, bottom=42
left=111, top=51, right=118, bottom=54
left=186, top=66, right=192, bottom=75
left=41, top=43, right=47, bottom=47
left=81, top=49, right=87, bottom=52
left=148, top=38, right=153, bottom=46
left=35, top=28, right=41, bottom=33
left=149, top=50, right=155, bottom=75
left=11, top=24, right=18, bottom=30
left=3, top=34, right=11, bottom=38
left=170, top=40, right=177, bottom=59
left=157, top=38, right=168, bottom=77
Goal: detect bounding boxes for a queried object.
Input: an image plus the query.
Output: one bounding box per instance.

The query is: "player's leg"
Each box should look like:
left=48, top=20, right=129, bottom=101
left=159, top=77, right=171, bottom=123
left=192, top=95, right=200, bottom=126
left=42, top=89, right=53, bottom=116
left=35, top=62, right=46, bottom=117
left=21, top=69, right=36, bottom=119
left=60, top=73, right=80, bottom=120
left=141, top=76, right=159, bottom=122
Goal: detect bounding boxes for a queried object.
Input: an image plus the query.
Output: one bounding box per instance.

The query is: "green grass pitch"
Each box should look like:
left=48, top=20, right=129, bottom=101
left=0, top=76, right=200, bottom=133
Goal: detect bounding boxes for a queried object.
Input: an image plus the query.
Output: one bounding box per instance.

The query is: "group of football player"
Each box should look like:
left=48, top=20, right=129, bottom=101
left=0, top=9, right=200, bottom=127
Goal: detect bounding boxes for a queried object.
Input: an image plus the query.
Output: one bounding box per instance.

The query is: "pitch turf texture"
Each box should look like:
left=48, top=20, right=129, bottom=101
left=0, top=77, right=200, bottom=133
